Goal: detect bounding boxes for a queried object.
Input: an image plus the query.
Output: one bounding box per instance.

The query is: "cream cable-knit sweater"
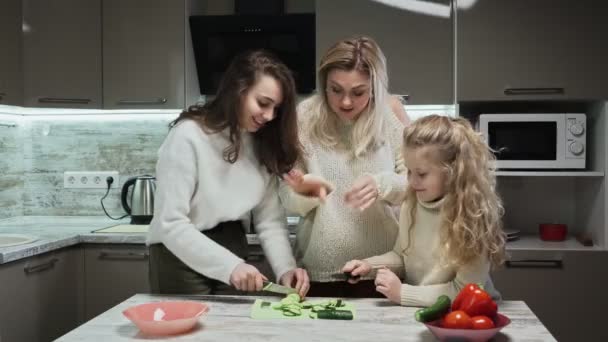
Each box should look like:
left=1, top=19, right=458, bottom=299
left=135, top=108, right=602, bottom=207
left=147, top=120, right=296, bottom=285
left=365, top=198, right=501, bottom=307
left=279, top=99, right=407, bottom=282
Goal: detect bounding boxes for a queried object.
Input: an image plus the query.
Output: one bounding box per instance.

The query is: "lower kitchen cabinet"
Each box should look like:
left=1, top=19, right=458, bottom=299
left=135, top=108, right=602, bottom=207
left=84, top=244, right=150, bottom=321
left=0, top=246, right=84, bottom=342
left=492, top=251, right=608, bottom=341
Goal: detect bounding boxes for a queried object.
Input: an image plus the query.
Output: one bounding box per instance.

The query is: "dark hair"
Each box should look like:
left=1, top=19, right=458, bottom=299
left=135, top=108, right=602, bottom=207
left=171, top=50, right=301, bottom=175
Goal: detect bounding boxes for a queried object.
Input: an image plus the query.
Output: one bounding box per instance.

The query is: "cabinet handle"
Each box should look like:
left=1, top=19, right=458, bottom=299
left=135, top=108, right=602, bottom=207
left=395, top=94, right=410, bottom=104
left=505, top=259, right=562, bottom=269
left=503, top=87, right=565, bottom=96
left=0, top=92, right=5, bottom=101
left=24, top=258, right=59, bottom=274
left=38, top=97, right=92, bottom=104
left=99, top=251, right=149, bottom=260
left=117, top=98, right=167, bottom=105
left=246, top=251, right=265, bottom=262
left=0, top=121, right=17, bottom=128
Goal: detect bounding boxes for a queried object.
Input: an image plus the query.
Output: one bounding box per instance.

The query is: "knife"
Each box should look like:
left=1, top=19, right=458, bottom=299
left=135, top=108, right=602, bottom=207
left=262, top=281, right=297, bottom=295
left=333, top=265, right=386, bottom=280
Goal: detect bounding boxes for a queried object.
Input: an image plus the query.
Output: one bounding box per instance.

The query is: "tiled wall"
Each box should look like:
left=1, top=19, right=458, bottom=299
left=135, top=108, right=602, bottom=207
left=0, top=115, right=24, bottom=218
left=0, top=104, right=455, bottom=220
left=0, top=106, right=178, bottom=219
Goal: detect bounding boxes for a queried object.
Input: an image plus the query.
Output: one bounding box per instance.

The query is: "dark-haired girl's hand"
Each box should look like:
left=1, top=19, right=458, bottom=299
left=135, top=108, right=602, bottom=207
left=230, top=263, right=267, bottom=292
left=345, top=174, right=378, bottom=211
left=280, top=267, right=310, bottom=298
left=283, top=169, right=333, bottom=202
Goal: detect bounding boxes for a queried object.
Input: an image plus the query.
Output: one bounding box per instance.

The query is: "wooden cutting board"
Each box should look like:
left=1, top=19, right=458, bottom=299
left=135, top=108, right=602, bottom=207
left=250, top=299, right=356, bottom=320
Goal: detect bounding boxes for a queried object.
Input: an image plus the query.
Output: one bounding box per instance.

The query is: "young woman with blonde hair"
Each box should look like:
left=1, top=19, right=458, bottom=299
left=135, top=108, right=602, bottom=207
left=343, top=115, right=506, bottom=306
left=279, top=36, right=407, bottom=297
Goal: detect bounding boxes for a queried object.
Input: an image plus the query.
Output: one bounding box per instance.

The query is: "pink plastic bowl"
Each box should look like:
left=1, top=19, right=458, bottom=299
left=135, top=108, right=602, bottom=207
left=423, top=313, right=511, bottom=342
left=122, top=301, right=210, bottom=336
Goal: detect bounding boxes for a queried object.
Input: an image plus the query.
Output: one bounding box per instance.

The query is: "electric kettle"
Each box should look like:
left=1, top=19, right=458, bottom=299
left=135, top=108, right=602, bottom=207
left=121, top=175, right=156, bottom=224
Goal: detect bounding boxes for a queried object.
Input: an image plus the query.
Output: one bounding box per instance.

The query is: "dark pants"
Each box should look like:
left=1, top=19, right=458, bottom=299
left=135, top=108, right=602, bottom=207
left=307, top=280, right=384, bottom=298
left=149, top=220, right=248, bottom=295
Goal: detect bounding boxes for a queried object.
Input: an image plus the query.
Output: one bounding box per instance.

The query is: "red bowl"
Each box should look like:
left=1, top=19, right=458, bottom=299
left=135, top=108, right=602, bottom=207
left=123, top=301, right=210, bottom=336
left=423, top=313, right=511, bottom=342
left=539, top=223, right=567, bottom=241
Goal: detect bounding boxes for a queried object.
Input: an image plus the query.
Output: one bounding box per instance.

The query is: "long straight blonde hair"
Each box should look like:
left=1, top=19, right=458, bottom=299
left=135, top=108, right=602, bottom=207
left=402, top=115, right=506, bottom=268
left=302, top=36, right=391, bottom=157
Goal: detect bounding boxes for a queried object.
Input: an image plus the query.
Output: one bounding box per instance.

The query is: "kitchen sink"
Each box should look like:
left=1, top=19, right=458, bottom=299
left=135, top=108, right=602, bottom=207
left=0, top=234, right=38, bottom=248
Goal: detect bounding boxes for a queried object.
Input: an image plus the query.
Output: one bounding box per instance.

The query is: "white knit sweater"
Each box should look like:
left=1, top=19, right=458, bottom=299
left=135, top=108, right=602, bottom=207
left=147, top=119, right=296, bottom=285
left=365, top=198, right=500, bottom=307
left=279, top=99, right=407, bottom=282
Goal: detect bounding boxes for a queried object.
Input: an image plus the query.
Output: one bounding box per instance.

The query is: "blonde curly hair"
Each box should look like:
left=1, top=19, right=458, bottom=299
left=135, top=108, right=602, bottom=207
left=402, top=115, right=506, bottom=268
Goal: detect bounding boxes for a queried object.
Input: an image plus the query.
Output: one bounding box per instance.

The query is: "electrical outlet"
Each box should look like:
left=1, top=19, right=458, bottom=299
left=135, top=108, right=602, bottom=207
left=63, top=171, right=119, bottom=189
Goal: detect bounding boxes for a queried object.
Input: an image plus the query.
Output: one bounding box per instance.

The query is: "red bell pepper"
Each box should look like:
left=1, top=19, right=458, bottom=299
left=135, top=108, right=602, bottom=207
left=452, top=283, right=497, bottom=318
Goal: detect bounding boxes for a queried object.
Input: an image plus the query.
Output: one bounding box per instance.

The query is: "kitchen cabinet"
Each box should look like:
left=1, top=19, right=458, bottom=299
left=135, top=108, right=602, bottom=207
left=103, top=0, right=185, bottom=109
left=84, top=244, right=150, bottom=320
left=457, top=0, right=608, bottom=101
left=0, top=247, right=84, bottom=342
left=316, top=0, right=453, bottom=104
left=22, top=0, right=102, bottom=108
left=0, top=0, right=23, bottom=106
left=492, top=251, right=608, bottom=341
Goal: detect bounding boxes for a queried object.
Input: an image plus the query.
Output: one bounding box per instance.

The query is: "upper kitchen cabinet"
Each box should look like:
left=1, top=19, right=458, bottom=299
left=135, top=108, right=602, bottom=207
left=0, top=0, right=23, bottom=106
left=103, top=0, right=185, bottom=109
left=457, top=0, right=608, bottom=101
left=316, top=0, right=454, bottom=104
left=22, top=0, right=102, bottom=108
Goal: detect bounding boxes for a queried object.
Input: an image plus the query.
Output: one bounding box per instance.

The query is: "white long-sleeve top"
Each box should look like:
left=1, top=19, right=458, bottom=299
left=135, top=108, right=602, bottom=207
left=147, top=119, right=296, bottom=285
left=365, top=198, right=500, bottom=307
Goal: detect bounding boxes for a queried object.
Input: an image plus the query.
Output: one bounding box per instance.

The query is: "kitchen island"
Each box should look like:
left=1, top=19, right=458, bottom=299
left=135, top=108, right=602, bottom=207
left=56, top=294, right=556, bottom=341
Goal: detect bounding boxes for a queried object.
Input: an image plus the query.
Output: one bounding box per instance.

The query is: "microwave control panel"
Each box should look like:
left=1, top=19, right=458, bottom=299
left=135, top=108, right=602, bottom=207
left=566, top=113, right=586, bottom=158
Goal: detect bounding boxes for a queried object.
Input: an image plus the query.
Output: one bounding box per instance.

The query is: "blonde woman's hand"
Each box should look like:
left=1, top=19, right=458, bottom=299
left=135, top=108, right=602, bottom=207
left=283, top=169, right=332, bottom=202
left=280, top=267, right=310, bottom=298
left=229, top=263, right=267, bottom=292
left=344, top=174, right=379, bottom=210
left=342, top=259, right=372, bottom=284
left=374, top=268, right=401, bottom=304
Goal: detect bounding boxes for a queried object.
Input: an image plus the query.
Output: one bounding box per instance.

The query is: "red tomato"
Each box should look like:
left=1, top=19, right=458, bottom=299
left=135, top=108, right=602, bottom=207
left=442, top=310, right=473, bottom=329
left=471, top=315, right=496, bottom=329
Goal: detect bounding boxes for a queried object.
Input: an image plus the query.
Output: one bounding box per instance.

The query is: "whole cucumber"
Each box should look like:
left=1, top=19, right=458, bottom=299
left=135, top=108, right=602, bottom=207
left=316, top=309, right=354, bottom=320
left=415, top=295, right=451, bottom=322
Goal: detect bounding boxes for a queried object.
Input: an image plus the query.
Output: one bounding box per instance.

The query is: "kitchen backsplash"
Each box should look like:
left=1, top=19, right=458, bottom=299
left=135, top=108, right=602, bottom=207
left=0, top=104, right=455, bottom=220
left=0, top=105, right=178, bottom=219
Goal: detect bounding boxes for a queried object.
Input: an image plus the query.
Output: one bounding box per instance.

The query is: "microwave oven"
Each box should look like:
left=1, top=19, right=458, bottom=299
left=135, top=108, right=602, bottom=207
left=478, top=113, right=586, bottom=169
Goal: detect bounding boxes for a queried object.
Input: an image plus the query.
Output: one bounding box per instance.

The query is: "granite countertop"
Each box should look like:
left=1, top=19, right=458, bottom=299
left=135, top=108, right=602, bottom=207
left=56, top=294, right=556, bottom=341
left=0, top=216, right=297, bottom=265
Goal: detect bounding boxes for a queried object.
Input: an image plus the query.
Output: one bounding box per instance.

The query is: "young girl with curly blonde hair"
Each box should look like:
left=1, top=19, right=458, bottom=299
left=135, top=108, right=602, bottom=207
left=342, top=114, right=506, bottom=306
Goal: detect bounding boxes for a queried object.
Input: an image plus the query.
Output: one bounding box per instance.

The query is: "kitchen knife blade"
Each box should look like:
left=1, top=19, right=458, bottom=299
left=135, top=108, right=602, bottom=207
left=262, top=281, right=297, bottom=295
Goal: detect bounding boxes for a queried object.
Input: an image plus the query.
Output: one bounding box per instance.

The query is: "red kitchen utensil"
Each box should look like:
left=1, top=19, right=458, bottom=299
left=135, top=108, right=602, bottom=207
left=539, top=223, right=567, bottom=241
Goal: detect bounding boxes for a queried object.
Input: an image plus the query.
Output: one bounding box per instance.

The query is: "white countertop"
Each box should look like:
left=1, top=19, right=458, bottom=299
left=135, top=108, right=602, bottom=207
left=56, top=294, right=556, bottom=341
left=0, top=216, right=295, bottom=264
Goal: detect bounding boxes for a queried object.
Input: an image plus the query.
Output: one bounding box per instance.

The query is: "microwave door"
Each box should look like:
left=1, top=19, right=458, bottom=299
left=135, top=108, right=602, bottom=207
left=489, top=121, right=559, bottom=169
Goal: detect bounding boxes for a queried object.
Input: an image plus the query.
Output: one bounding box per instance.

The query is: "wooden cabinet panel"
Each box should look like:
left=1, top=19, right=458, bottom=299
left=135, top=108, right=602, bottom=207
left=457, top=0, right=608, bottom=101
left=103, top=0, right=185, bottom=109
left=0, top=247, right=84, bottom=342
left=22, top=0, right=102, bottom=108
left=84, top=244, right=150, bottom=320
left=0, top=0, right=23, bottom=106
left=317, top=0, right=454, bottom=104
